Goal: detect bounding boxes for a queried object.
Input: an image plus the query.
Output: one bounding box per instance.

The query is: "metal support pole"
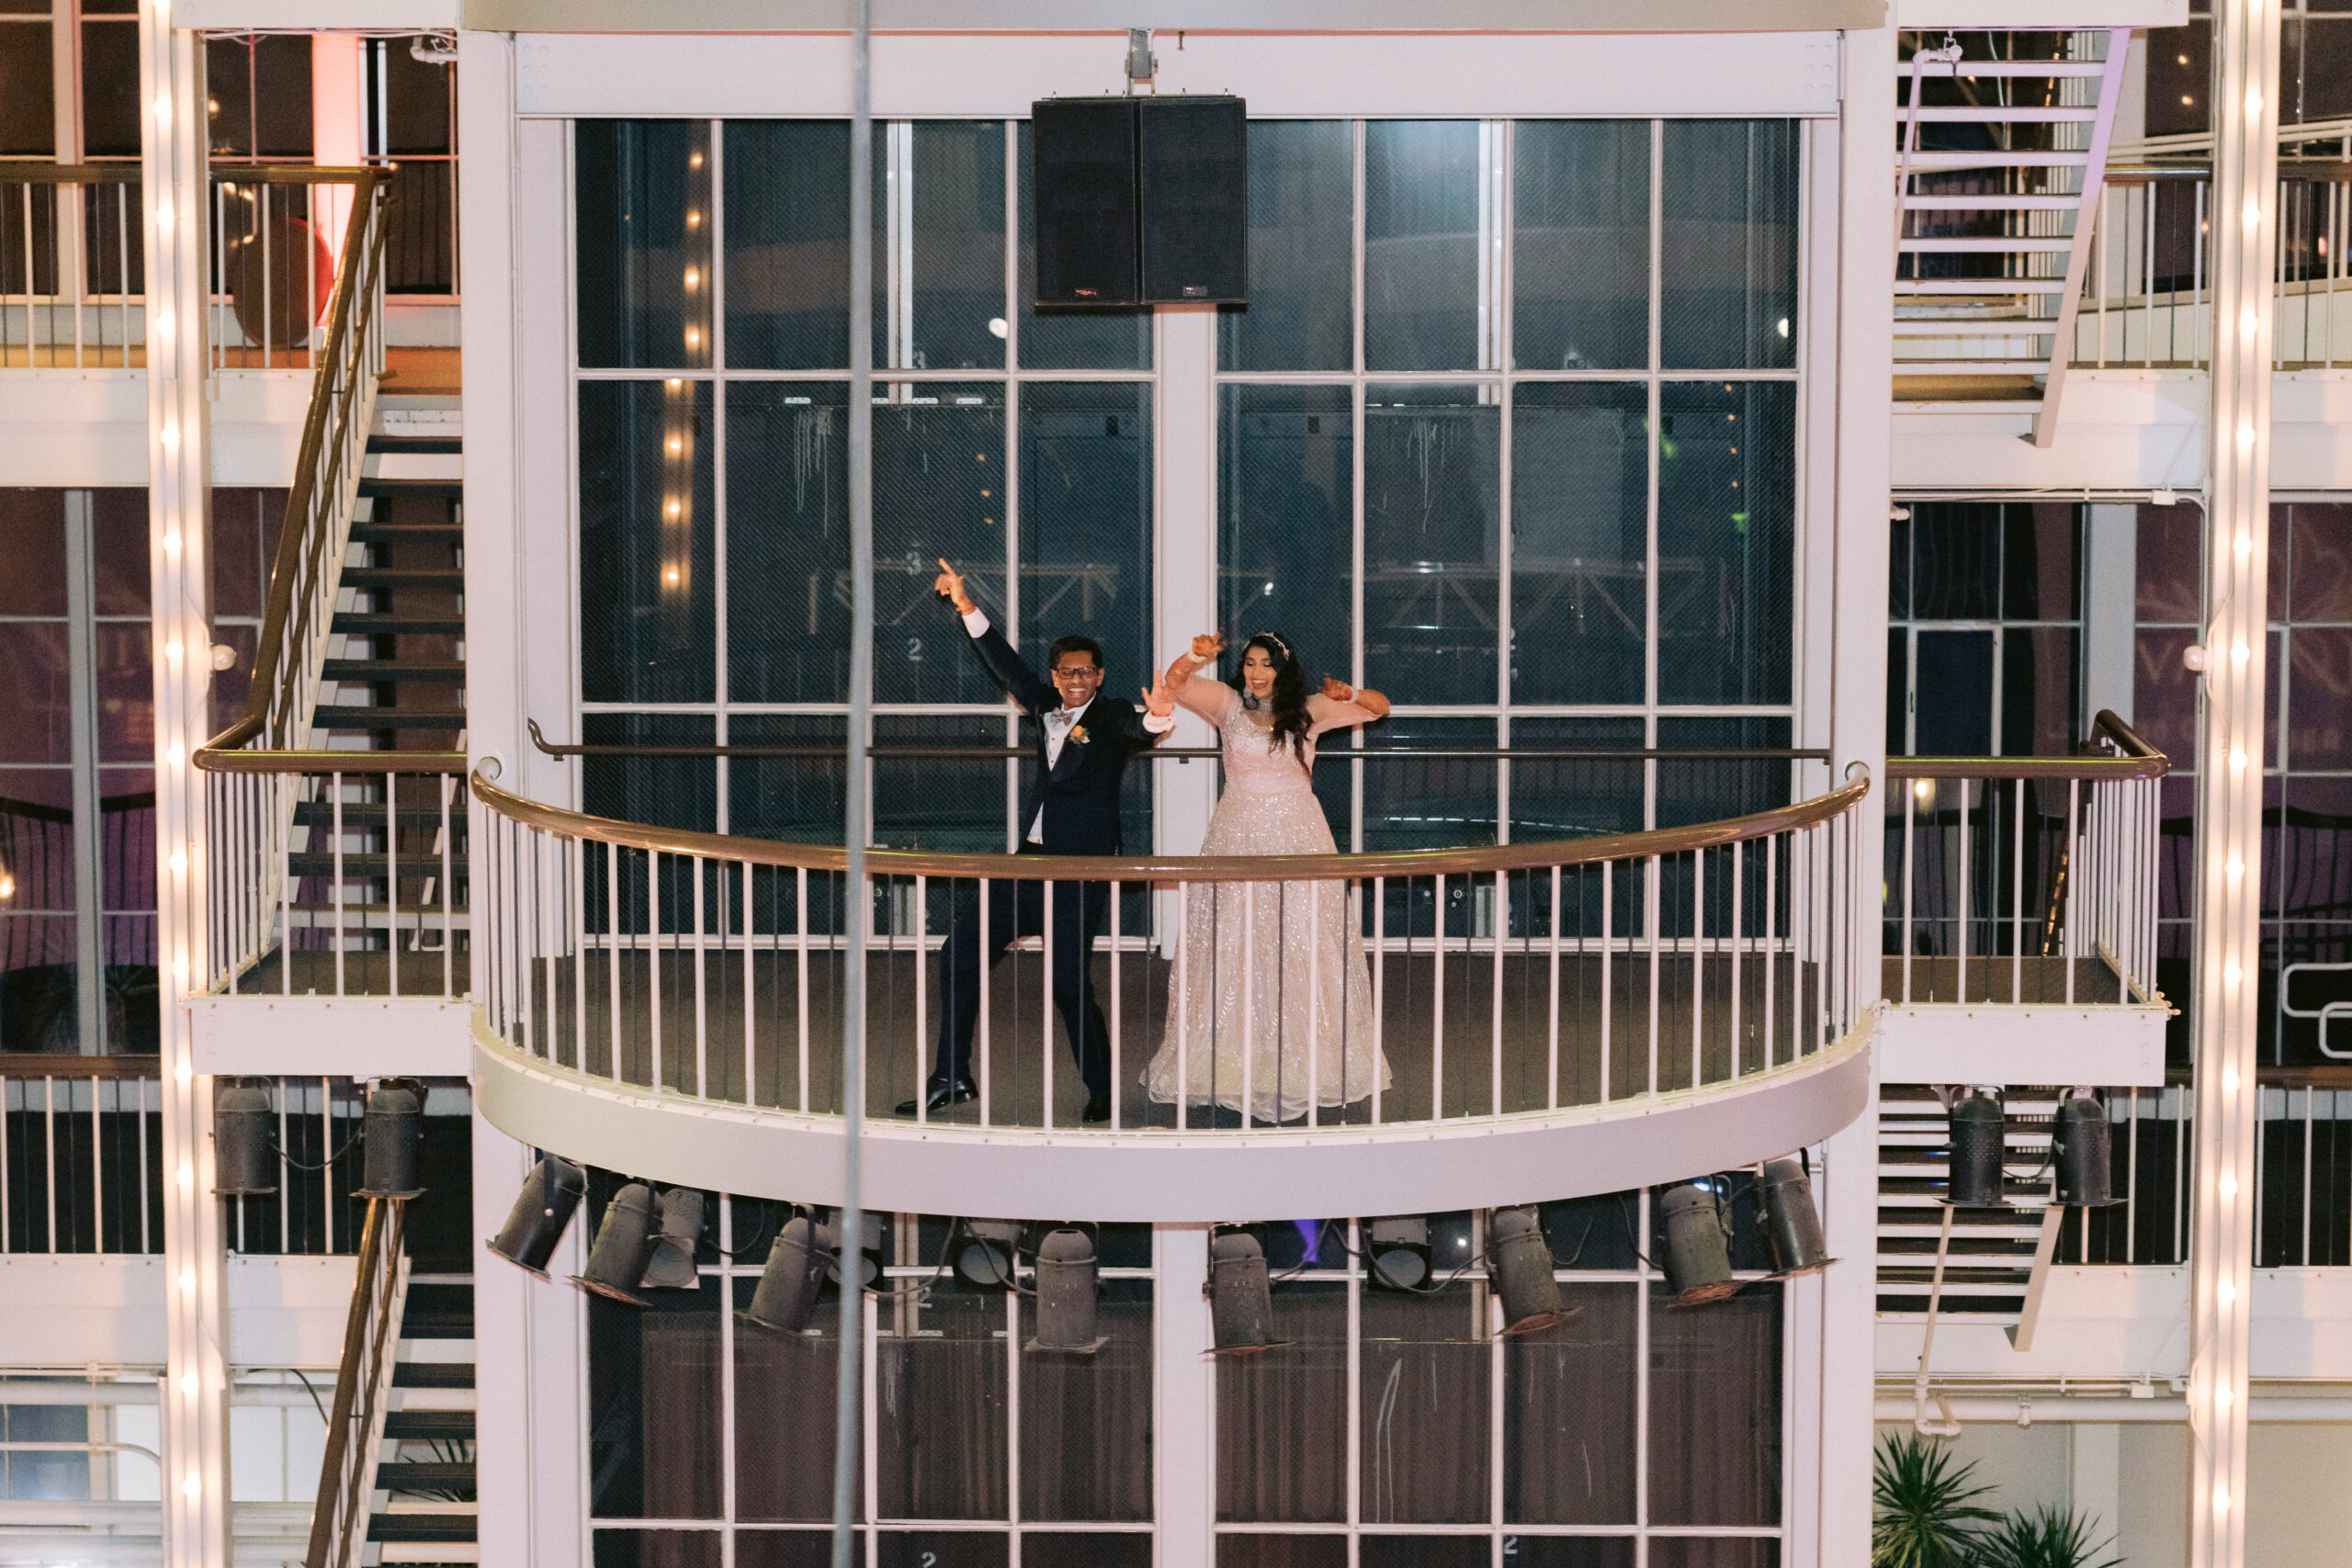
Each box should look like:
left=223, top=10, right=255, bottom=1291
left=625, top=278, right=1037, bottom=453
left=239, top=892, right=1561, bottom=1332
left=833, top=4, right=874, bottom=1563
left=2189, top=5, right=2278, bottom=1566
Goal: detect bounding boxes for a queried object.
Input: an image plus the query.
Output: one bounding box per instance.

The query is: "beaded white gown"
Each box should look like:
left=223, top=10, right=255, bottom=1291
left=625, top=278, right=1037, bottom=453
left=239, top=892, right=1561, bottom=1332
left=1143, top=678, right=1388, bottom=1122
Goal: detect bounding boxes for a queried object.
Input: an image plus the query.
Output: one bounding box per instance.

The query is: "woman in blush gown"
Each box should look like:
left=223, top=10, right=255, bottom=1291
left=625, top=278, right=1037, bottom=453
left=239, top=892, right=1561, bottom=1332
left=1143, top=630, right=1392, bottom=1124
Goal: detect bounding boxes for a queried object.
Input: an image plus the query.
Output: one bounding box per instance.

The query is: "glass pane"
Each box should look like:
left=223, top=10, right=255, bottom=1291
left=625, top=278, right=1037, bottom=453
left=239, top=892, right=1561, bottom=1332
left=1508, top=717, right=1644, bottom=840
left=580, top=378, right=716, bottom=704
left=734, top=1277, right=856, bottom=1521
left=1362, top=1540, right=1486, bottom=1568
left=737, top=1535, right=853, bottom=1568
left=98, top=765, right=155, bottom=1047
left=1657, top=717, right=1792, bottom=829
left=1019, top=1280, right=1152, bottom=1520
left=724, top=120, right=850, bottom=370
left=1510, top=381, right=1647, bottom=703
left=1218, top=384, right=1353, bottom=694
left=251, top=35, right=312, bottom=159
left=0, top=489, right=66, bottom=615
left=1358, top=1283, right=1488, bottom=1523
left=729, top=715, right=848, bottom=847
left=876, top=1276, right=1008, bottom=1518
left=1645, top=1540, right=1779, bottom=1568
left=1645, top=1282, right=1782, bottom=1526
left=0, top=915, right=78, bottom=1050
left=592, top=1532, right=723, bottom=1568
left=2290, top=503, right=2352, bottom=620
left=94, top=617, right=152, bottom=763
left=1216, top=1280, right=1345, bottom=1521
left=205, top=39, right=254, bottom=159
left=904, top=120, right=1008, bottom=372
left=585, top=1280, right=723, bottom=1519
left=873, top=713, right=1002, bottom=852
left=0, top=766, right=77, bottom=1049
left=1510, top=1540, right=1636, bottom=1568
left=1365, top=384, right=1500, bottom=705
left=728, top=382, right=849, bottom=703
left=1019, top=1535, right=1151, bottom=1568
left=1216, top=1539, right=1345, bottom=1568
left=1660, top=120, right=1799, bottom=370
left=1656, top=381, right=1792, bottom=705
left=582, top=714, right=717, bottom=833
left=576, top=120, right=715, bottom=370
left=79, top=21, right=141, bottom=158
left=1364, top=120, right=1481, bottom=371
left=874, top=384, right=1009, bottom=705
left=1017, top=121, right=1151, bottom=371
left=0, top=625, right=72, bottom=764
left=1219, top=119, right=1352, bottom=371
left=2002, top=626, right=2080, bottom=759
left=0, top=25, right=56, bottom=156
left=1363, top=717, right=1497, bottom=856
left=1018, top=382, right=1152, bottom=684
left=2002, top=502, right=2081, bottom=621
left=877, top=1536, right=1006, bottom=1568
left=1505, top=1283, right=1638, bottom=1523
left=1513, top=120, right=1649, bottom=370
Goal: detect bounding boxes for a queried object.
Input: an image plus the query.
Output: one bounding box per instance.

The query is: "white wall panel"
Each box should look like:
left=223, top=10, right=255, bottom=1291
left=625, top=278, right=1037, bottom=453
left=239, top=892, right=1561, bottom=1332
left=513, top=30, right=1843, bottom=120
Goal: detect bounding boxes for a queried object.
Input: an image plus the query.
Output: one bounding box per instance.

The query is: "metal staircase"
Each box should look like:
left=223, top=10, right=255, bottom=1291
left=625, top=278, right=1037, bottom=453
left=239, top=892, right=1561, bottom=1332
left=1877, top=1083, right=2067, bottom=1329
left=371, top=1278, right=480, bottom=1566
left=1894, top=28, right=2132, bottom=445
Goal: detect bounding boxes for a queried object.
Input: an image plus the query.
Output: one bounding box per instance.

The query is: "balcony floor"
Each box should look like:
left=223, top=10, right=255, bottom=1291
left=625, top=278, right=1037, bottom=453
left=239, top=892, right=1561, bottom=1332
left=1882, top=953, right=2139, bottom=1008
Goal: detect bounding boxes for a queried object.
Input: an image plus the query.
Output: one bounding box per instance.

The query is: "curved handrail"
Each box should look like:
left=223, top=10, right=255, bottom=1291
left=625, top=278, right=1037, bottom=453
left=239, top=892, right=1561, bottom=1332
left=469, top=764, right=1871, bottom=884
left=194, top=167, right=387, bottom=767
left=1885, top=710, right=2166, bottom=782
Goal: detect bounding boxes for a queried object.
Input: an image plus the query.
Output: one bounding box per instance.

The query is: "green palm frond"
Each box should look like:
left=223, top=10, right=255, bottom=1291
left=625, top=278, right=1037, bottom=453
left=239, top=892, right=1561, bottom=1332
left=1872, top=1431, right=2005, bottom=1568
left=1973, top=1506, right=2124, bottom=1568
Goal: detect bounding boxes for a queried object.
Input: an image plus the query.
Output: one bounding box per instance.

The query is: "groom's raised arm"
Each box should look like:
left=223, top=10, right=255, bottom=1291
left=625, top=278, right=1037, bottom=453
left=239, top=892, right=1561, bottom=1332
left=934, top=557, right=1052, bottom=715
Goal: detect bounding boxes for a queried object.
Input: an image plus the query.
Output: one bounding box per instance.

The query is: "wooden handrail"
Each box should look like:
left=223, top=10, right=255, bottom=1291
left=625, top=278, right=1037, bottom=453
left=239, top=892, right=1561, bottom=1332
left=1885, top=710, right=2167, bottom=782
left=469, top=762, right=1871, bottom=884
left=195, top=167, right=387, bottom=765
left=304, top=1197, right=404, bottom=1568
left=0, top=163, right=378, bottom=185
left=0, top=1054, right=163, bottom=1080
left=196, top=749, right=468, bottom=775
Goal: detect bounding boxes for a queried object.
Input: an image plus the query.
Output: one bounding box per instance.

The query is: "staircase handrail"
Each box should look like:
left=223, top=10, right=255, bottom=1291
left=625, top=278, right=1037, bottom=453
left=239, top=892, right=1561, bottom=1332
left=305, top=1196, right=407, bottom=1568
left=195, top=167, right=389, bottom=766
left=1885, top=710, right=2167, bottom=782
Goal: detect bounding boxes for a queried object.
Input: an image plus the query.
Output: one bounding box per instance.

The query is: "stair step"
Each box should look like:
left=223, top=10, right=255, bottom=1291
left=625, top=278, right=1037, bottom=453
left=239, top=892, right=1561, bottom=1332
left=393, top=1361, right=477, bottom=1389
left=1888, top=362, right=2052, bottom=378
left=377, top=1462, right=477, bottom=1492
left=1899, top=237, right=2076, bottom=253
left=342, top=568, right=465, bottom=589
left=1904, top=196, right=2086, bottom=212
left=378, top=1547, right=480, bottom=1565
left=312, top=706, right=465, bottom=729
left=1909, top=59, right=2110, bottom=78
left=358, top=477, right=465, bottom=498
left=1911, top=106, right=2100, bottom=123
left=368, top=435, right=465, bottom=455
left=1894, top=400, right=2046, bottom=414
left=334, top=613, right=468, bottom=636
left=368, top=1514, right=478, bottom=1544
left=1893, top=319, right=2056, bottom=334
left=1897, top=280, right=2071, bottom=296
left=405, top=1283, right=476, bottom=1338
left=289, top=803, right=465, bottom=829
left=322, top=660, right=468, bottom=682
left=351, top=520, right=464, bottom=542
left=383, top=1409, right=476, bottom=1441
left=1905, top=151, right=2089, bottom=169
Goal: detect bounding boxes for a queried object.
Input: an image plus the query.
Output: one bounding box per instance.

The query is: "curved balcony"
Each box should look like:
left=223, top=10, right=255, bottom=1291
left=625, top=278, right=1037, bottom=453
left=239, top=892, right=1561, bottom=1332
left=467, top=765, right=1876, bottom=1222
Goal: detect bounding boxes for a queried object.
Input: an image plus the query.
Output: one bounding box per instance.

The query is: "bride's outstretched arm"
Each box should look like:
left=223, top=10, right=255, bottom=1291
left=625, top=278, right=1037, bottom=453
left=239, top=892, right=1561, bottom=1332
left=1161, top=630, right=1235, bottom=721
left=1317, top=675, right=1390, bottom=721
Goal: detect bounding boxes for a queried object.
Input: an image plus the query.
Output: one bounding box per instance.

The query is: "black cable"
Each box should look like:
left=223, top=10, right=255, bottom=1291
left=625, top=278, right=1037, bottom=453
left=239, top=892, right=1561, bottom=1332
left=275, top=1134, right=362, bottom=1173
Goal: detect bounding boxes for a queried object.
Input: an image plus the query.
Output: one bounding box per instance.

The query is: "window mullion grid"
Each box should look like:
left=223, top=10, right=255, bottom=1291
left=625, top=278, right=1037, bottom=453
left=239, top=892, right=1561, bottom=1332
left=1350, top=118, right=1369, bottom=856
left=711, top=119, right=731, bottom=833
left=1645, top=119, right=1666, bottom=834
left=1001, top=124, right=1023, bottom=852
left=1495, top=118, right=1515, bottom=850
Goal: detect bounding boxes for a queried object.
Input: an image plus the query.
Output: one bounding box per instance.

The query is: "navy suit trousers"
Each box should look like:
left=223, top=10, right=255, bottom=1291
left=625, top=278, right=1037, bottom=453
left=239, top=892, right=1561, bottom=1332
left=932, top=845, right=1114, bottom=1098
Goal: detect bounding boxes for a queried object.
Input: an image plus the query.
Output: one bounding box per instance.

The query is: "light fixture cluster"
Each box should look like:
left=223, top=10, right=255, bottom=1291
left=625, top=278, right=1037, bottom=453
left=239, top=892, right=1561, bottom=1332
left=210, top=1080, right=424, bottom=1201
left=1940, top=1086, right=2120, bottom=1211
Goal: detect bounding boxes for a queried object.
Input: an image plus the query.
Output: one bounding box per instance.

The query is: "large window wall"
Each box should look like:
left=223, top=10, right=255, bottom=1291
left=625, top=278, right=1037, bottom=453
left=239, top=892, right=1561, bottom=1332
left=582, top=1187, right=1787, bottom=1567
left=571, top=117, right=1807, bottom=863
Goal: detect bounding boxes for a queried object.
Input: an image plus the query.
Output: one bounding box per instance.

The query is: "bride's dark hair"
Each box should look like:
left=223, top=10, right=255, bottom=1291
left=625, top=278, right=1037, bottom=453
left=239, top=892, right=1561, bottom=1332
left=1239, top=632, right=1312, bottom=761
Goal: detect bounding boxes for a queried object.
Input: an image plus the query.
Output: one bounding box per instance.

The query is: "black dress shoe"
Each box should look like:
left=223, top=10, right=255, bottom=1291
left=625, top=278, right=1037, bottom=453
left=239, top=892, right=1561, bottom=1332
left=895, top=1077, right=978, bottom=1116
left=1080, top=1093, right=1113, bottom=1125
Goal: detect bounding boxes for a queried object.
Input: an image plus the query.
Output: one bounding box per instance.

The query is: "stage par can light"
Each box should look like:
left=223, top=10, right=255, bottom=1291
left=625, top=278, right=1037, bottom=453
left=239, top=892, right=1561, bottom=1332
left=356, top=1081, right=424, bottom=1199
left=956, top=1220, right=1023, bottom=1290
left=572, top=1182, right=661, bottom=1305
left=211, top=1080, right=277, bottom=1197
left=1945, top=1088, right=2009, bottom=1208
left=1758, top=1157, right=1832, bottom=1277
left=2054, top=1092, right=2120, bottom=1208
left=639, top=1188, right=707, bottom=1290
left=1488, top=1206, right=1568, bottom=1334
left=1660, top=1181, right=1738, bottom=1305
left=820, top=1209, right=885, bottom=1290
left=1029, top=1227, right=1107, bottom=1353
left=490, top=1156, right=586, bottom=1276
left=740, top=1215, right=827, bottom=1335
left=1366, top=1217, right=1431, bottom=1292
left=1209, top=1228, right=1273, bottom=1353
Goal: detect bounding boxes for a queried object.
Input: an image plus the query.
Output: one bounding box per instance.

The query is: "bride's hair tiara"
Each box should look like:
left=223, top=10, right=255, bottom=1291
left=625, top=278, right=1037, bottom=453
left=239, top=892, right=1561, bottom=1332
left=1250, top=632, right=1293, bottom=664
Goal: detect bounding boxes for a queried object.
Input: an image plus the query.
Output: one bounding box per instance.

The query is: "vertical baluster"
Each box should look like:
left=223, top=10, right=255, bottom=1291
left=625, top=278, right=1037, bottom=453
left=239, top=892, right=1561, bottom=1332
left=1730, top=842, right=1743, bottom=1079
left=332, top=773, right=346, bottom=996
left=1368, top=877, right=1382, bottom=1127
left=1546, top=864, right=1561, bottom=1110
left=89, top=1077, right=104, bottom=1254
left=1763, top=835, right=1778, bottom=1071
left=1107, top=875, right=1121, bottom=1132
left=977, top=874, right=991, bottom=1127
left=1176, top=880, right=1193, bottom=1130
left=1042, top=876, right=1056, bottom=1131
left=540, top=829, right=560, bottom=1060
left=386, top=773, right=400, bottom=998
left=649, top=852, right=663, bottom=1092
left=574, top=837, right=590, bottom=1076
left=1599, top=859, right=1613, bottom=1104
left=796, top=866, right=809, bottom=1111
left=741, top=862, right=756, bottom=1107
left=2066, top=780, right=2081, bottom=1005
left=1955, top=777, right=1970, bottom=1003
left=1646, top=853, right=1661, bottom=1098
left=1487, top=869, right=1503, bottom=1120
left=605, top=841, right=623, bottom=1085
left=1902, top=776, right=1917, bottom=1005
left=1690, top=849, right=1704, bottom=1089
left=1240, top=883, right=1256, bottom=1129
left=42, top=1077, right=56, bottom=1254
left=692, top=855, right=708, bottom=1100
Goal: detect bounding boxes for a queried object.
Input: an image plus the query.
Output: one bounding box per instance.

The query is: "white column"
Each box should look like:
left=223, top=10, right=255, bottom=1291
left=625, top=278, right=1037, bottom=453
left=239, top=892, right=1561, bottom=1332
left=1154, top=304, right=1217, bottom=912
left=2083, top=504, right=2139, bottom=725
left=2189, top=3, right=2278, bottom=1565
left=1154, top=1223, right=1215, bottom=1568
left=1801, top=22, right=1895, bottom=1568
left=141, top=5, right=228, bottom=1565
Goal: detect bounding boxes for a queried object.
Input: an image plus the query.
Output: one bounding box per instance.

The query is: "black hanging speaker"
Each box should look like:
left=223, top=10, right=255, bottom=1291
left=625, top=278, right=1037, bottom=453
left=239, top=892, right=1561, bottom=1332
left=1137, top=94, right=1247, bottom=303
left=1032, top=95, right=1247, bottom=308
left=1033, top=97, right=1143, bottom=305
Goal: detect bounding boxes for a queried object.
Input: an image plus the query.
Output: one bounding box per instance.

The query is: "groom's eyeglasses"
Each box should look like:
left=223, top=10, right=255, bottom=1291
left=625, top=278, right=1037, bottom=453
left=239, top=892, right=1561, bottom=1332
left=1049, top=662, right=1104, bottom=685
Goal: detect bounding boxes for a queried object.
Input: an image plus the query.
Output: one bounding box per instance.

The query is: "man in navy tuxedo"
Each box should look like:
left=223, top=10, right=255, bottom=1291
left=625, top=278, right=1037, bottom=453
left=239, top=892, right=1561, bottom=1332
left=895, top=558, right=1173, bottom=1124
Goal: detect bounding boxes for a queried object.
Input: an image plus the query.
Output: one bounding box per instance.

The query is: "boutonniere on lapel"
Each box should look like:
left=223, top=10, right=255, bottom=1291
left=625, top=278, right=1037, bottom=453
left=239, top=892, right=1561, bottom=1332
left=1069, top=725, right=1091, bottom=745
